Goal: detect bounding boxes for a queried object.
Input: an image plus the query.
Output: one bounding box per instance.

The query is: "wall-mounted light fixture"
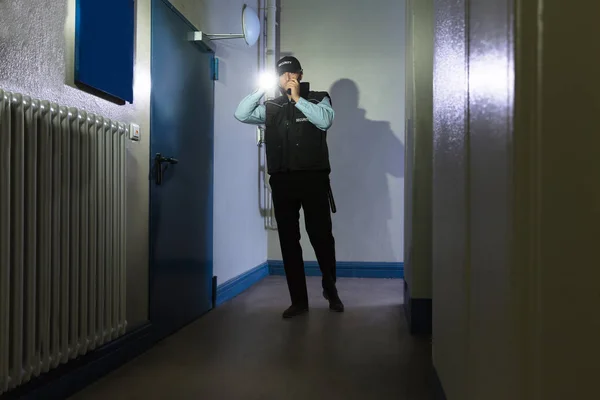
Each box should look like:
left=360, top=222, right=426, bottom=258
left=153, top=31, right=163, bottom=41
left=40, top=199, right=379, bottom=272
left=190, top=5, right=261, bottom=48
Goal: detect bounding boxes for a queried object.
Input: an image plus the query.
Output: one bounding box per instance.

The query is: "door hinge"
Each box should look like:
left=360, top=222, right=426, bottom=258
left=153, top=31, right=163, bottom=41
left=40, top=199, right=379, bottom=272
left=211, top=57, right=219, bottom=81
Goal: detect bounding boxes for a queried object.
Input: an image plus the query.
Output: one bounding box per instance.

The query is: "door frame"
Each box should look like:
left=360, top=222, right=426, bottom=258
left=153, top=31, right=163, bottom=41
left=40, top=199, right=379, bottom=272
left=148, top=0, right=216, bottom=338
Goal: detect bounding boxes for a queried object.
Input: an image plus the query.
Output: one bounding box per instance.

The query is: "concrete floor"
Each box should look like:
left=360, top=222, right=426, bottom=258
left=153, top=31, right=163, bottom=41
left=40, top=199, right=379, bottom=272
left=70, top=276, right=433, bottom=400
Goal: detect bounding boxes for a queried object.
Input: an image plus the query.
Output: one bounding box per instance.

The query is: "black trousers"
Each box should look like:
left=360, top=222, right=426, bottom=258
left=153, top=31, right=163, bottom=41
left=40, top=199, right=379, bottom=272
left=269, top=171, right=337, bottom=307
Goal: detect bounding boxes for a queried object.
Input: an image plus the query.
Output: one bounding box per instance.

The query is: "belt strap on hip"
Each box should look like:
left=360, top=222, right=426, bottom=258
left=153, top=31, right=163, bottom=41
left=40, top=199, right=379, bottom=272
left=328, top=182, right=337, bottom=214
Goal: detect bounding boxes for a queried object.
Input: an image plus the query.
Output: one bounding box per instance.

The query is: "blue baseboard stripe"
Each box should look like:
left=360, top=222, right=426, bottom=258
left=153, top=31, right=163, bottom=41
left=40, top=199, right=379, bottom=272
left=215, top=262, right=269, bottom=306
left=268, top=260, right=404, bottom=279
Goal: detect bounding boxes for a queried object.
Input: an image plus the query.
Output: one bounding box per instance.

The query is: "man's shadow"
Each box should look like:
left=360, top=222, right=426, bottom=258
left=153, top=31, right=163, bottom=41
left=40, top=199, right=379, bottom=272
left=327, top=79, right=405, bottom=262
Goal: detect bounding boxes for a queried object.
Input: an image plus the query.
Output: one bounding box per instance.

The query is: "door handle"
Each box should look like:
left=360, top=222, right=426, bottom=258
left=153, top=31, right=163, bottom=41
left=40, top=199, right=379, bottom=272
left=154, top=153, right=178, bottom=185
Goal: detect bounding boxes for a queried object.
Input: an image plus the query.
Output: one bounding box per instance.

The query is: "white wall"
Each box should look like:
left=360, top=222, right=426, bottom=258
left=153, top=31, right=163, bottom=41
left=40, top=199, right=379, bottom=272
left=0, top=0, right=266, bottom=329
left=272, top=0, right=406, bottom=263
left=171, top=0, right=268, bottom=284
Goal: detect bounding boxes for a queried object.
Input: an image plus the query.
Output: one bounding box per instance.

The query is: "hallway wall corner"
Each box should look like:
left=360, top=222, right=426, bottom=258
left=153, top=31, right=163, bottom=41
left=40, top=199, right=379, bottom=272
left=403, top=280, right=432, bottom=336
left=215, top=262, right=270, bottom=306
left=433, top=366, right=448, bottom=400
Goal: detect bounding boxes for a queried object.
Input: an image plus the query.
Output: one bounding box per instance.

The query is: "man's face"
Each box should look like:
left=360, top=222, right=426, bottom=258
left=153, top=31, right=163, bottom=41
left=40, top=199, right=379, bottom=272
left=279, top=71, right=302, bottom=88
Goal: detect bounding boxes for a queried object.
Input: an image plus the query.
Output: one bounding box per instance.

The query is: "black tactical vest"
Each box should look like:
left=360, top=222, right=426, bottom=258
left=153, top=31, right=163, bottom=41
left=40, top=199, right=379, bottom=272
left=264, top=90, right=332, bottom=174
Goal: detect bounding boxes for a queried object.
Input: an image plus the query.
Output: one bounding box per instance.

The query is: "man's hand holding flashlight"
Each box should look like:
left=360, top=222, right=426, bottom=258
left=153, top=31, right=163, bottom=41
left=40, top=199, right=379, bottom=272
left=286, top=78, right=301, bottom=102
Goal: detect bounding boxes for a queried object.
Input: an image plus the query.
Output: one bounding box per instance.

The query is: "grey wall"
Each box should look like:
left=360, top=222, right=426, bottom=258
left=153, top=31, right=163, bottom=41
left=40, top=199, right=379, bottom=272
left=432, top=0, right=516, bottom=397
left=273, top=0, right=406, bottom=263
left=404, top=0, right=433, bottom=299
left=0, top=0, right=152, bottom=329
left=0, top=0, right=266, bottom=329
left=431, top=0, right=600, bottom=398
left=515, top=0, right=600, bottom=397
left=431, top=0, right=470, bottom=396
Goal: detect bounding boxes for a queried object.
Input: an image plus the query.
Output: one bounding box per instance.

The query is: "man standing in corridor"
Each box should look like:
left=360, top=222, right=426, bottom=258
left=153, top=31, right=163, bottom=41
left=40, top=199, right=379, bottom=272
left=234, top=56, right=344, bottom=318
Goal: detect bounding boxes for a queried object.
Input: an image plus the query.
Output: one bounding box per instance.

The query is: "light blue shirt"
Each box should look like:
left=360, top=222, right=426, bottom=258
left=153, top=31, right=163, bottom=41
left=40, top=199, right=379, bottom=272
left=234, top=88, right=335, bottom=131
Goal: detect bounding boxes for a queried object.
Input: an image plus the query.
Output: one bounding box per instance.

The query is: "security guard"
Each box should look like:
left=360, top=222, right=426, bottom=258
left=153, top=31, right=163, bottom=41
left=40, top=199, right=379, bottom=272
left=234, top=56, right=344, bottom=318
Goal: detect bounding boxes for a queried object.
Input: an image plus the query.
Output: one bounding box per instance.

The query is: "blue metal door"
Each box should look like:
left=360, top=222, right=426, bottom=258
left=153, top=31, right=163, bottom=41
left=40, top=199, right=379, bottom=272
left=150, top=0, right=214, bottom=336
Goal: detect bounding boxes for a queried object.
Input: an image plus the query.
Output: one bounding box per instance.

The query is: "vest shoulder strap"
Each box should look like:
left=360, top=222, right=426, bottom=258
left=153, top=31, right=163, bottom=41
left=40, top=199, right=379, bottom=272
left=265, top=95, right=287, bottom=106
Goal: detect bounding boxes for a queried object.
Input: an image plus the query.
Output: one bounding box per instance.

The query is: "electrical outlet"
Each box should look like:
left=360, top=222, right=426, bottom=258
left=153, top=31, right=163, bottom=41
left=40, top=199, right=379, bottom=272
left=130, top=123, right=140, bottom=141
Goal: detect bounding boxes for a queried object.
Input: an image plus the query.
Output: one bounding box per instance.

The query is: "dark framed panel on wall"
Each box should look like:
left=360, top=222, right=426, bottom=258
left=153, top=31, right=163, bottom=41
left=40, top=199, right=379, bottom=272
left=75, top=0, right=135, bottom=104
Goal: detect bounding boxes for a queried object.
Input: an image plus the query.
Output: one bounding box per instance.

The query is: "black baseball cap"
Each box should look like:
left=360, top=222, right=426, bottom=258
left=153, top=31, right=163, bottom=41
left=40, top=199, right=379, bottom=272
left=277, top=56, right=302, bottom=76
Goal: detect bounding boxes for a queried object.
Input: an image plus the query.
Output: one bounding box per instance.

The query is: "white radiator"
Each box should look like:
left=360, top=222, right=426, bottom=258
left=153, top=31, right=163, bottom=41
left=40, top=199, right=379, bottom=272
left=0, top=89, right=128, bottom=395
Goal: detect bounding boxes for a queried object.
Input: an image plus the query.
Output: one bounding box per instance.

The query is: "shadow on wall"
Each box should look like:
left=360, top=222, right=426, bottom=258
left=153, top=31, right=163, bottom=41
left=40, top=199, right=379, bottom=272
left=328, top=79, right=404, bottom=262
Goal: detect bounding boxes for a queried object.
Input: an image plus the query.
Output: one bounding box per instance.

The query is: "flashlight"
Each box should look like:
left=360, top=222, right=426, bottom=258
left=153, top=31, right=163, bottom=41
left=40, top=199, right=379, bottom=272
left=258, top=72, right=277, bottom=91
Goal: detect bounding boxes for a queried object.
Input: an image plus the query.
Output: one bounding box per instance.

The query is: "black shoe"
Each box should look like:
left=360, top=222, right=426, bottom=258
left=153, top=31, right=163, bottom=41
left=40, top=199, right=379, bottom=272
left=328, top=296, right=344, bottom=313
left=282, top=305, right=309, bottom=319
